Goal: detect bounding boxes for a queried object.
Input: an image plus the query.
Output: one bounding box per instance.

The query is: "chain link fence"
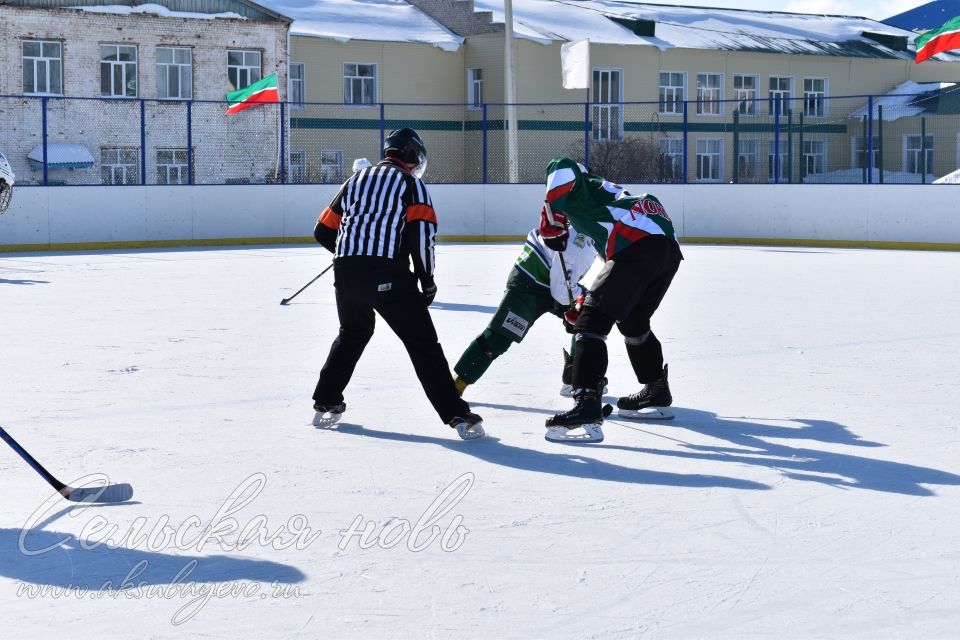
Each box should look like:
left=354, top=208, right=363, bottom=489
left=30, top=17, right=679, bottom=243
left=4, top=92, right=959, bottom=186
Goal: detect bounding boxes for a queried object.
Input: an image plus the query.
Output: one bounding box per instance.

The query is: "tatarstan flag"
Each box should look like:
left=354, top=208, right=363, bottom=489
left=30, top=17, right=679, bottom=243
left=915, top=16, right=960, bottom=63
left=225, top=73, right=280, bottom=114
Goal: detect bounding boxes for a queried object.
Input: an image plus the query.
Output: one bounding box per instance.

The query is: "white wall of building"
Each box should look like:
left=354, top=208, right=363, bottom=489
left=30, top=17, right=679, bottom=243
left=2, top=184, right=959, bottom=250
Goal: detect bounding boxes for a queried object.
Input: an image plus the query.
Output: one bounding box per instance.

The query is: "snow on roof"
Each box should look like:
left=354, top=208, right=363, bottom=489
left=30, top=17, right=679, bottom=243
left=848, top=80, right=958, bottom=120
left=933, top=168, right=960, bottom=183
left=27, top=143, right=95, bottom=168
left=256, top=0, right=464, bottom=51
left=68, top=3, right=246, bottom=19
left=472, top=0, right=941, bottom=58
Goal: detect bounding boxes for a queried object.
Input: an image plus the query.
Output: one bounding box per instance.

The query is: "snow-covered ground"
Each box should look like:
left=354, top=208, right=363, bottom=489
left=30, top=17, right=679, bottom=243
left=1, top=242, right=959, bottom=638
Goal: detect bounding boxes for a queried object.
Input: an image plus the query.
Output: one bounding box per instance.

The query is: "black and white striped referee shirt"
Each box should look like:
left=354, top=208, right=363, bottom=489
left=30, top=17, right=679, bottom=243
left=315, top=159, right=437, bottom=278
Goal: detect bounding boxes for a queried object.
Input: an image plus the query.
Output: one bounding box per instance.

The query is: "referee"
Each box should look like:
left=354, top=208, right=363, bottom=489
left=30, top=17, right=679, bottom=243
left=311, top=128, right=484, bottom=440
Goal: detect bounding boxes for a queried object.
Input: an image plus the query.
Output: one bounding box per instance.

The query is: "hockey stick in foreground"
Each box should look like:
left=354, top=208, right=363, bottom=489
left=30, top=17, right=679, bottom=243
left=0, top=425, right=134, bottom=503
left=544, top=201, right=576, bottom=306
left=280, top=263, right=334, bottom=305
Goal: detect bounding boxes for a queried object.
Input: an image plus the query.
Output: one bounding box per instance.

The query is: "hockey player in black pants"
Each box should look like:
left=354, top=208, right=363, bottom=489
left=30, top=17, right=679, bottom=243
left=311, top=128, right=484, bottom=440
left=539, top=157, right=683, bottom=443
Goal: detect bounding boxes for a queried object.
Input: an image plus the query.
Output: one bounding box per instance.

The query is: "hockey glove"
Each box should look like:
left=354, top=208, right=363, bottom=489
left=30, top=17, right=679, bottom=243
left=539, top=205, right=569, bottom=252
left=562, top=292, right=585, bottom=334
left=421, top=277, right=437, bottom=306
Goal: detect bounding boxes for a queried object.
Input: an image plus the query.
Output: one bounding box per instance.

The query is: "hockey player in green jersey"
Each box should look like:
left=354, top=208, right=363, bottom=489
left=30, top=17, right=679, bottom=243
left=453, top=226, right=598, bottom=396
left=539, top=157, right=683, bottom=443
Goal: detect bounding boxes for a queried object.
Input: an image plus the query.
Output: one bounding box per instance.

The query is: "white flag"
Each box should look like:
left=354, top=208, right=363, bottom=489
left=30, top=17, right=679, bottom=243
left=561, top=39, right=590, bottom=90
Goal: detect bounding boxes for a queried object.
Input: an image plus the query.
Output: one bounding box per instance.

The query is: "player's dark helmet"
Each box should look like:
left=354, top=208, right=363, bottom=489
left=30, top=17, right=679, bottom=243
left=383, top=128, right=427, bottom=178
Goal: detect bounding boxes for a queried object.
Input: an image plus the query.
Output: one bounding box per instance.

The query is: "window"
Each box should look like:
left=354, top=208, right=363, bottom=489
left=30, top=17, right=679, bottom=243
left=659, top=138, right=683, bottom=182
left=768, top=140, right=790, bottom=182
left=696, top=73, right=722, bottom=115
left=156, top=47, right=192, bottom=100
left=696, top=138, right=723, bottom=182
left=768, top=76, right=792, bottom=116
left=156, top=149, right=189, bottom=185
left=101, top=45, right=137, bottom=97
left=803, top=78, right=827, bottom=117
left=904, top=135, right=933, bottom=174
left=289, top=62, right=305, bottom=108
left=733, top=75, right=757, bottom=115
left=802, top=140, right=826, bottom=177
left=467, top=68, right=483, bottom=109
left=737, top=139, right=760, bottom=182
left=22, top=40, right=62, bottom=96
left=343, top=63, right=377, bottom=105
left=852, top=136, right=878, bottom=170
left=659, top=71, right=685, bottom=115
left=228, top=50, right=261, bottom=91
left=320, top=149, right=343, bottom=183
left=101, top=148, right=140, bottom=185
left=289, top=150, right=306, bottom=183
left=592, top=68, right=622, bottom=141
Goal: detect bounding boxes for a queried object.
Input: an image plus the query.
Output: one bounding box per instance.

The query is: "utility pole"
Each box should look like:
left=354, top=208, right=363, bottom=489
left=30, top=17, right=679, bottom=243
left=504, top=0, right=519, bottom=182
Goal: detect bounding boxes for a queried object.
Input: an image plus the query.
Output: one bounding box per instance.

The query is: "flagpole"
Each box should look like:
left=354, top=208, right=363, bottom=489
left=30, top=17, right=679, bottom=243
left=504, top=0, right=519, bottom=183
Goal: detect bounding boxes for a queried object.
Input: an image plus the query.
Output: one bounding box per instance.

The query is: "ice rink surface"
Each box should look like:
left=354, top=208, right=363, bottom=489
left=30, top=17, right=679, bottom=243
left=1, top=242, right=959, bottom=638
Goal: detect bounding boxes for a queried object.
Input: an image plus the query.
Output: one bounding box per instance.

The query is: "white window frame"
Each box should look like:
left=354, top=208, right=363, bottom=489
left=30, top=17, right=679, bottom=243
left=696, top=138, right=723, bottom=182
left=658, top=71, right=686, bottom=115
left=802, top=139, right=827, bottom=176
left=101, top=147, right=140, bottom=185
left=156, top=148, right=189, bottom=185
left=851, top=136, right=878, bottom=170
left=803, top=77, right=828, bottom=118
left=696, top=72, right=723, bottom=116
left=22, top=40, right=62, bottom=96
left=767, top=140, right=790, bottom=182
left=100, top=44, right=138, bottom=98
left=733, top=74, right=758, bottom=115
left=768, top=76, right=793, bottom=117
left=737, top=138, right=760, bottom=182
left=156, top=46, right=192, bottom=100
left=659, top=137, right=683, bottom=182
left=343, top=62, right=377, bottom=105
left=592, top=67, right=623, bottom=141
left=228, top=49, right=261, bottom=91
left=289, top=62, right=305, bottom=109
left=320, top=149, right=344, bottom=183
left=289, top=149, right=307, bottom=183
left=467, top=67, right=483, bottom=110
left=903, top=134, right=933, bottom=175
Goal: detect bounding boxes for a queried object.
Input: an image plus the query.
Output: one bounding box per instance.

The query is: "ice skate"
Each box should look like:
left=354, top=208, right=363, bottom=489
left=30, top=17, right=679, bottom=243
left=312, top=402, right=346, bottom=428
left=617, top=364, right=674, bottom=420
left=560, top=375, right=607, bottom=398
left=545, top=389, right=606, bottom=443
left=448, top=412, right=485, bottom=440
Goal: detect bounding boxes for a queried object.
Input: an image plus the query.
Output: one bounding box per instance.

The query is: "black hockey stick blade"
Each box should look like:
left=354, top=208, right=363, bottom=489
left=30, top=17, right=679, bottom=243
left=63, top=482, right=135, bottom=504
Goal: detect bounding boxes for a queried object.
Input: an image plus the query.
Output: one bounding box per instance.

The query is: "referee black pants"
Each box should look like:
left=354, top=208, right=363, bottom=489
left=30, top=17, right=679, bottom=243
left=313, top=256, right=469, bottom=424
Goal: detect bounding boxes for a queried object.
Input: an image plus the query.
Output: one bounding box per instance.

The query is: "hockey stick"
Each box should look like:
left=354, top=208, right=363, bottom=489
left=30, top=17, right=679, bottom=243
left=280, top=263, right=334, bottom=305
left=544, top=200, right=575, bottom=305
left=0, top=425, right=134, bottom=503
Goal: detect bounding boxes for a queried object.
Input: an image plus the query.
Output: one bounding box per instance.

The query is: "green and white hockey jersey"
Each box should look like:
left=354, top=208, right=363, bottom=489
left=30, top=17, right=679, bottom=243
left=544, top=157, right=678, bottom=260
left=514, top=227, right=597, bottom=306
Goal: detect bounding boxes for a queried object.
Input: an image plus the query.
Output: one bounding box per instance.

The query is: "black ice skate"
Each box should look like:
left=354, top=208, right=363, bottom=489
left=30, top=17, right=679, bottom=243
left=448, top=412, right=485, bottom=440
left=616, top=364, right=674, bottom=420
left=560, top=350, right=608, bottom=398
left=545, top=388, right=607, bottom=443
left=312, top=402, right=346, bottom=428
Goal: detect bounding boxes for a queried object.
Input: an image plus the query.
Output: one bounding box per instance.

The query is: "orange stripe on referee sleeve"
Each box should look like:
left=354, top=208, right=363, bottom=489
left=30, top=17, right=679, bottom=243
left=318, top=207, right=341, bottom=230
left=406, top=203, right=438, bottom=224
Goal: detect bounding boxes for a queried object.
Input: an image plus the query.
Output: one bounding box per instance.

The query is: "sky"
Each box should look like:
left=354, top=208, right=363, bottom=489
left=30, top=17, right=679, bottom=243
left=631, top=0, right=924, bottom=21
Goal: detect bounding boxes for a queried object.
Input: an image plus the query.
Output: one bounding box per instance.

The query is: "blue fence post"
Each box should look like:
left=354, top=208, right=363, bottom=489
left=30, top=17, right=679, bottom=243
left=186, top=101, right=193, bottom=185
left=482, top=103, right=488, bottom=184
left=773, top=97, right=781, bottom=184
left=682, top=100, right=688, bottom=184
left=867, top=96, right=874, bottom=184
left=279, top=101, right=286, bottom=184
left=41, top=97, right=48, bottom=186
left=379, top=103, right=386, bottom=152
left=140, top=99, right=147, bottom=185
left=583, top=101, right=590, bottom=170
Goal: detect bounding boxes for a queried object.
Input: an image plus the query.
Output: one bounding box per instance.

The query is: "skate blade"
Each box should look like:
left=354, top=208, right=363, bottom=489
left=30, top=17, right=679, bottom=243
left=560, top=384, right=608, bottom=398
left=617, top=407, right=674, bottom=420
left=545, top=423, right=604, bottom=443
left=312, top=411, right=344, bottom=429
left=456, top=421, right=485, bottom=440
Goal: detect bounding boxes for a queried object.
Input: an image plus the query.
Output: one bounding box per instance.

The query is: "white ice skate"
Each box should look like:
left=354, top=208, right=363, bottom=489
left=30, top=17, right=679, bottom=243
left=449, top=413, right=485, bottom=440
left=560, top=382, right=607, bottom=398
left=312, top=402, right=346, bottom=428
left=545, top=422, right=604, bottom=443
